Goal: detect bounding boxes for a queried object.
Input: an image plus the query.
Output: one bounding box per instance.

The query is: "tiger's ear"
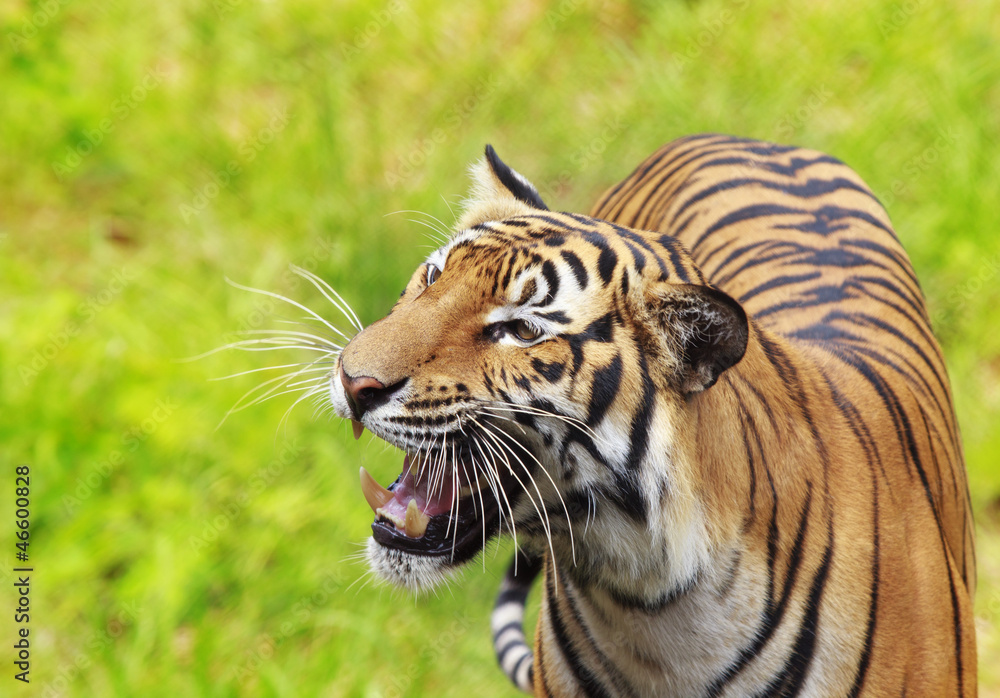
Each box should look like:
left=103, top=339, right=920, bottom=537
left=648, top=283, right=748, bottom=394
left=458, top=145, right=548, bottom=229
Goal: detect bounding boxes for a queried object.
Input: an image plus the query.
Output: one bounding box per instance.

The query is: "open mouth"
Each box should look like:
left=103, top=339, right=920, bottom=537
left=359, top=448, right=504, bottom=564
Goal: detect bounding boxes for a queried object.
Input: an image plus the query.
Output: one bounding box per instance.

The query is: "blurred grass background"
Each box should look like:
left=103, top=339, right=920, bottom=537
left=1, top=0, right=999, bottom=695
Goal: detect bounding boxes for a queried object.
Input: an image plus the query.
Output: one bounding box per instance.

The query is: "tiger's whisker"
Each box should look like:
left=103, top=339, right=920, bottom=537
left=290, top=264, right=365, bottom=332
left=224, top=277, right=349, bottom=339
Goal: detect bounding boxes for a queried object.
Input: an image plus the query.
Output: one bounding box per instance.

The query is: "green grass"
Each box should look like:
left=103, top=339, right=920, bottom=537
left=1, top=0, right=999, bottom=695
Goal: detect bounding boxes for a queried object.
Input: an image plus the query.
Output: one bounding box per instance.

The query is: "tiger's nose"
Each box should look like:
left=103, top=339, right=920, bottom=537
left=339, top=366, right=404, bottom=420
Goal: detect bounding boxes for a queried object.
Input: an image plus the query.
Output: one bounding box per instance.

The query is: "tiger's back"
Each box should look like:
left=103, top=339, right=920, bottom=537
left=589, top=133, right=976, bottom=695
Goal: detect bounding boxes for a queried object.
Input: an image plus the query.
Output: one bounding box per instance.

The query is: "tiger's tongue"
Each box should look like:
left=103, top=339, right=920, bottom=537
left=389, top=455, right=456, bottom=517
left=358, top=455, right=456, bottom=538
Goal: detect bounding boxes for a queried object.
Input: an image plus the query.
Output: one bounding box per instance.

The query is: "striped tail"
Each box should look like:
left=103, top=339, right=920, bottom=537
left=491, top=550, right=543, bottom=694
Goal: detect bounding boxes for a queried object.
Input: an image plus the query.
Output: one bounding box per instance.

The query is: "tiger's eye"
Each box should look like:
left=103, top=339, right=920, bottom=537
left=426, top=264, right=440, bottom=286
left=513, top=319, right=540, bottom=342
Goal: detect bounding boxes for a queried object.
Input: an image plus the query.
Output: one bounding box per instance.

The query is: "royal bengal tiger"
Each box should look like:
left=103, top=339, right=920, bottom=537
left=326, top=134, right=976, bottom=696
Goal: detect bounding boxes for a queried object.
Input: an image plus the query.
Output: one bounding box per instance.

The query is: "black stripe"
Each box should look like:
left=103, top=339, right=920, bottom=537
left=561, top=582, right=639, bottom=697
left=735, top=393, right=759, bottom=521
left=755, top=528, right=834, bottom=697
left=690, top=203, right=810, bottom=254
left=539, top=259, right=559, bottom=306
left=588, top=354, right=623, bottom=427
left=706, top=482, right=814, bottom=697
left=537, top=310, right=571, bottom=324
left=622, top=239, right=646, bottom=274
left=592, top=137, right=726, bottom=224
left=496, top=637, right=529, bottom=667
left=671, top=176, right=878, bottom=229
left=690, top=153, right=843, bottom=179
left=705, top=238, right=792, bottom=283
left=499, top=250, right=517, bottom=293
left=826, top=346, right=966, bottom=694
left=606, top=574, right=697, bottom=613
left=824, top=379, right=880, bottom=698
left=560, top=249, right=589, bottom=289
left=593, top=137, right=710, bottom=211
left=756, top=332, right=830, bottom=469
left=841, top=238, right=918, bottom=287
left=754, top=285, right=854, bottom=320
left=822, top=309, right=949, bottom=401
left=496, top=633, right=526, bottom=660
left=848, top=275, right=933, bottom=343
left=608, top=352, right=657, bottom=523
left=605, top=221, right=670, bottom=279
left=492, top=619, right=524, bottom=642
left=738, top=271, right=822, bottom=304
left=597, top=246, right=617, bottom=285
left=513, top=651, right=533, bottom=688
left=545, top=565, right=613, bottom=697
left=565, top=313, right=615, bottom=375
left=839, top=341, right=950, bottom=452
left=628, top=352, right=657, bottom=469
left=733, top=373, right=781, bottom=437
left=621, top=141, right=741, bottom=228
left=532, top=358, right=565, bottom=383
left=657, top=235, right=690, bottom=283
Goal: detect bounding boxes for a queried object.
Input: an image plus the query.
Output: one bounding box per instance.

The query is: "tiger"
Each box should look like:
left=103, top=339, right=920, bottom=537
left=326, top=134, right=977, bottom=696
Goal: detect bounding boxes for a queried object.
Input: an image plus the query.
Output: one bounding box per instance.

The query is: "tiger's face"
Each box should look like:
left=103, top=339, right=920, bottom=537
left=329, top=147, right=747, bottom=593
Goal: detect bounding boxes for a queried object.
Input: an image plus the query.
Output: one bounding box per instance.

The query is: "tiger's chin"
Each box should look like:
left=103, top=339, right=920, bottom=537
left=365, top=539, right=460, bottom=592
left=359, top=450, right=506, bottom=592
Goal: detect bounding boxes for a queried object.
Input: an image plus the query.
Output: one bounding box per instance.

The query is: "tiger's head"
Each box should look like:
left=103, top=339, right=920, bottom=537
left=330, top=147, right=748, bottom=596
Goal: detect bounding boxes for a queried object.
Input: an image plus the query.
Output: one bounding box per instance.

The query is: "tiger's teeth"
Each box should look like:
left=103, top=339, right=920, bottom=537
left=359, top=467, right=393, bottom=513
left=351, top=420, right=365, bottom=440
left=404, top=499, right=430, bottom=537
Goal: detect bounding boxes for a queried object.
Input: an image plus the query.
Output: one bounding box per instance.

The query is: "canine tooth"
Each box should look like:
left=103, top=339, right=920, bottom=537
left=359, top=467, right=393, bottom=513
left=351, top=420, right=365, bottom=440
left=404, top=499, right=430, bottom=537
